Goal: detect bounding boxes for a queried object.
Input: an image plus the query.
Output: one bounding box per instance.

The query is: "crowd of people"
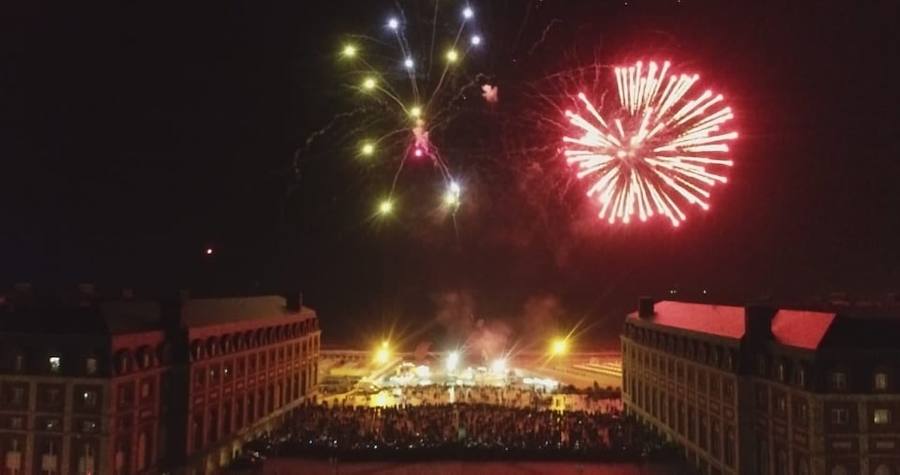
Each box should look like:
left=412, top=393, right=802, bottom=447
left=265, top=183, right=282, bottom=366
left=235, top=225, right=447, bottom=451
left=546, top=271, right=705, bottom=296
left=269, top=401, right=675, bottom=462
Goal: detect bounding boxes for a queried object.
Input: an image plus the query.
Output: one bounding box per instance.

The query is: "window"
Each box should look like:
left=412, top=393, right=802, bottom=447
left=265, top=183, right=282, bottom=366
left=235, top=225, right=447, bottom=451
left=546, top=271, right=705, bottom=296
left=85, top=357, right=98, bottom=375
left=796, top=366, right=806, bottom=387
left=81, top=420, right=98, bottom=432
left=48, top=356, right=61, bottom=372
left=194, top=368, right=206, bottom=389
left=875, top=372, right=888, bottom=391
left=11, top=387, right=25, bottom=405
left=118, top=384, right=134, bottom=407
left=724, top=427, right=735, bottom=467
left=141, top=381, right=152, bottom=399
left=723, top=380, right=735, bottom=401
left=831, top=408, right=849, bottom=424
left=756, top=355, right=767, bottom=376
left=44, top=418, right=60, bottom=430
left=82, top=391, right=98, bottom=409
left=13, top=354, right=25, bottom=372
left=710, top=420, right=721, bottom=458
left=796, top=401, right=809, bottom=423
left=873, top=409, right=891, bottom=425
left=830, top=372, right=847, bottom=391
left=756, top=386, right=768, bottom=410
left=874, top=465, right=893, bottom=475
left=777, top=362, right=786, bottom=382
left=46, top=388, right=62, bottom=405
left=10, top=416, right=24, bottom=429
left=776, top=395, right=787, bottom=415
left=140, top=350, right=152, bottom=369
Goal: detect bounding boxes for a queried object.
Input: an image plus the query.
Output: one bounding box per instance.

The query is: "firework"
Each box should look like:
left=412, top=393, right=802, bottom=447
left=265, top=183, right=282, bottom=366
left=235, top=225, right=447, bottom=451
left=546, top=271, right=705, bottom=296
left=563, top=60, right=737, bottom=226
left=339, top=3, right=485, bottom=217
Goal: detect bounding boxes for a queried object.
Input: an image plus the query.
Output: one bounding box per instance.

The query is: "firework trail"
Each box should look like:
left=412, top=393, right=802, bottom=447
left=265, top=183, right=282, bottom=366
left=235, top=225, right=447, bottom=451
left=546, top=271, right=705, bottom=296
left=563, top=60, right=737, bottom=226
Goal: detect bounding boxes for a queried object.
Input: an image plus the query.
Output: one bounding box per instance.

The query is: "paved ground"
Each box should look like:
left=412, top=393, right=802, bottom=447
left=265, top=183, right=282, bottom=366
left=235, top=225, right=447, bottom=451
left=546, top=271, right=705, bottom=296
left=262, top=459, right=682, bottom=475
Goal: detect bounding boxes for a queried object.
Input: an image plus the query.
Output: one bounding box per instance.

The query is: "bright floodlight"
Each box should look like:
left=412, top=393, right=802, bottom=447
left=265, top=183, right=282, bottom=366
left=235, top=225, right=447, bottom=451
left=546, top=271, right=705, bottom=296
left=362, top=77, right=376, bottom=90
left=404, top=57, right=414, bottom=69
left=342, top=44, right=357, bottom=57
left=446, top=49, right=459, bottom=63
left=490, top=358, right=507, bottom=374
left=446, top=351, right=460, bottom=372
left=462, top=6, right=474, bottom=19
left=374, top=341, right=391, bottom=365
left=361, top=142, right=375, bottom=156
left=409, top=106, right=422, bottom=118
left=551, top=338, right=568, bottom=356
left=470, top=35, right=481, bottom=46
left=387, top=17, right=399, bottom=29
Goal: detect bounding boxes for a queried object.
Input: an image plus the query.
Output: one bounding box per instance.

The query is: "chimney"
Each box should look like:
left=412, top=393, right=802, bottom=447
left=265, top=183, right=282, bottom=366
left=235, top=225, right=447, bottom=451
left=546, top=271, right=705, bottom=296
left=744, top=304, right=775, bottom=341
left=638, top=296, right=655, bottom=318
left=285, top=292, right=303, bottom=312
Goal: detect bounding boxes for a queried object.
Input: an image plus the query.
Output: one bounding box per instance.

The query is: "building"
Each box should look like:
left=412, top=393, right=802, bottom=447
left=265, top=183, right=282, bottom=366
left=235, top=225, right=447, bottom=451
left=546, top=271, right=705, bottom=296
left=0, top=287, right=321, bottom=475
left=0, top=288, right=168, bottom=475
left=173, top=294, right=319, bottom=475
left=621, top=298, right=900, bottom=475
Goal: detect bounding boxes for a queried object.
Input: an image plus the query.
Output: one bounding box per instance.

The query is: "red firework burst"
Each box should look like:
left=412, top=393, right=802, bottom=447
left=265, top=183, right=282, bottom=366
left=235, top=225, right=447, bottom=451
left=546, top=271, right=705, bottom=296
left=563, top=60, right=737, bottom=226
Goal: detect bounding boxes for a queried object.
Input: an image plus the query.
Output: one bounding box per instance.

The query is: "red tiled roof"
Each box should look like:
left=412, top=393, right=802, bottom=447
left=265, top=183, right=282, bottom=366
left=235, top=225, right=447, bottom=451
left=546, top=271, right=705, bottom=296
left=628, top=301, right=837, bottom=349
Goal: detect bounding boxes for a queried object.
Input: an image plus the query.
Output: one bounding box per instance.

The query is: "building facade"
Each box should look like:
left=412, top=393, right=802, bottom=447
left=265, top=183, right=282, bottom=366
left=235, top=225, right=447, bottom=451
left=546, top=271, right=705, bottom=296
left=0, top=288, right=321, bottom=475
left=621, top=298, right=900, bottom=475
left=0, top=295, right=168, bottom=475
left=175, top=295, right=319, bottom=475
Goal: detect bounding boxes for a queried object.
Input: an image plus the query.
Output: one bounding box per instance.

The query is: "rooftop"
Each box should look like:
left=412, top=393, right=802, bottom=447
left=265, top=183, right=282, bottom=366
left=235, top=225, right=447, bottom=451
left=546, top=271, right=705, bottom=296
left=627, top=300, right=838, bottom=350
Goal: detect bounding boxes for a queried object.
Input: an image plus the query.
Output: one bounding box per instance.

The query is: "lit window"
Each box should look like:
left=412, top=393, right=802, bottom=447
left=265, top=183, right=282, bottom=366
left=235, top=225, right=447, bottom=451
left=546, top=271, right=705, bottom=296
left=777, top=395, right=787, bottom=414
left=797, top=367, right=806, bottom=387
left=141, top=382, right=151, bottom=399
left=13, top=354, right=25, bottom=372
left=49, top=356, right=61, bottom=372
left=777, top=363, right=786, bottom=382
left=873, top=409, right=891, bottom=425
left=82, top=391, right=98, bottom=408
left=874, top=373, right=888, bottom=391
left=830, top=372, right=847, bottom=390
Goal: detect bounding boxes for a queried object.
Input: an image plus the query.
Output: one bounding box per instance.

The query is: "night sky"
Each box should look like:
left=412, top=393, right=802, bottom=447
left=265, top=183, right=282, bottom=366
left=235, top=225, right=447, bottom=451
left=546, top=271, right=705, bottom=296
left=3, top=1, right=899, bottom=348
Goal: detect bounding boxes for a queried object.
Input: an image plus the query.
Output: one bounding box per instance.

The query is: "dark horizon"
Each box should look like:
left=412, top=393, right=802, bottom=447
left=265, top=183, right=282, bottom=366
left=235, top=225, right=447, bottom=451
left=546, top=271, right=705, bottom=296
left=3, top=1, right=899, bottom=347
